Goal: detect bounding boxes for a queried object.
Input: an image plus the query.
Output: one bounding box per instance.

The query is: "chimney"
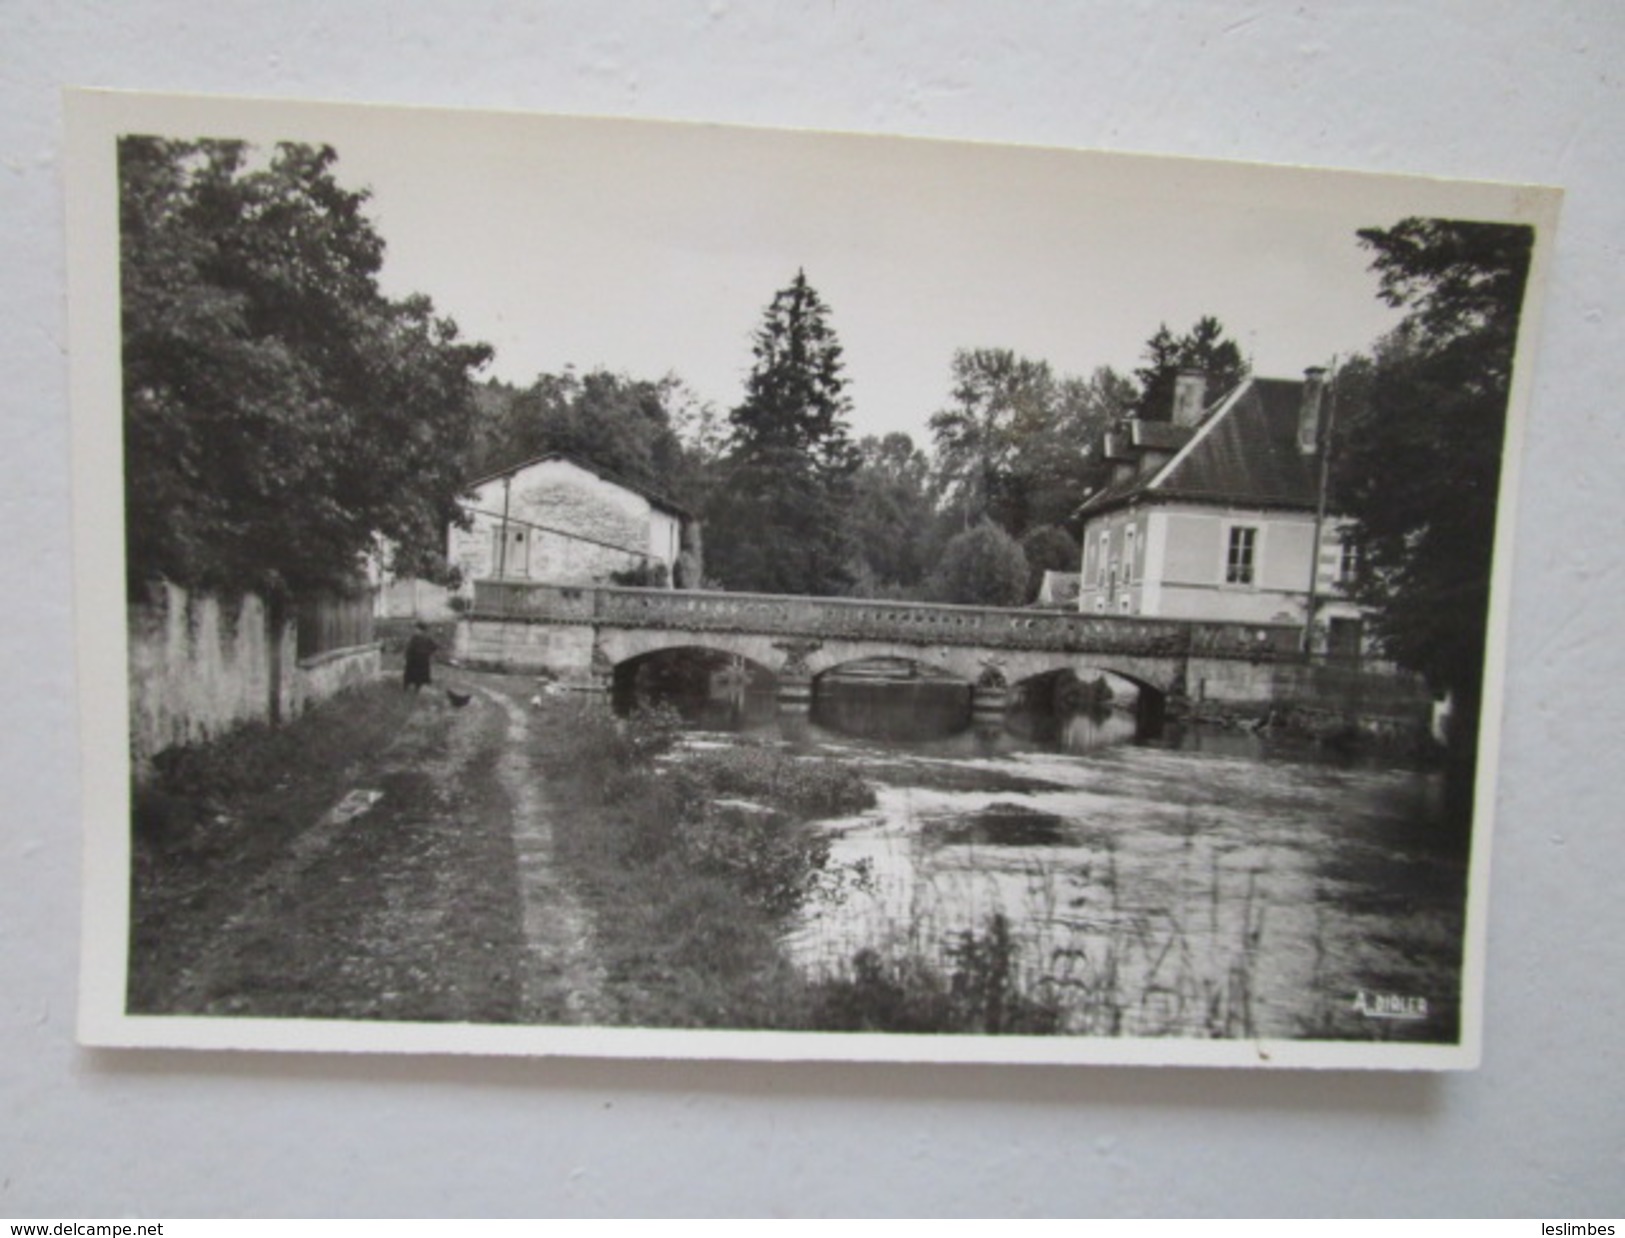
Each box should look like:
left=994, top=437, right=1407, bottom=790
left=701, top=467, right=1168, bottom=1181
left=1298, top=366, right=1328, bottom=453
left=1171, top=368, right=1207, bottom=427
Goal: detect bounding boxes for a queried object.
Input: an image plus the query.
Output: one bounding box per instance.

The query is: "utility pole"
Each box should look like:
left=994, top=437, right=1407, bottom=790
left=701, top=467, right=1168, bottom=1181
left=1304, top=359, right=1339, bottom=656
left=497, top=473, right=512, bottom=616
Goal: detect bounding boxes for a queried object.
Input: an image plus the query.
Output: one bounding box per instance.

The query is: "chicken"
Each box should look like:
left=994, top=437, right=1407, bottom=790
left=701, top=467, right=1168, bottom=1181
left=446, top=688, right=473, bottom=709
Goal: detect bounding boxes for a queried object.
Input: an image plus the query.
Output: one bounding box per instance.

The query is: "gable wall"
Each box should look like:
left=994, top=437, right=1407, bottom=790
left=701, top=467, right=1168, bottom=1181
left=449, top=458, right=680, bottom=587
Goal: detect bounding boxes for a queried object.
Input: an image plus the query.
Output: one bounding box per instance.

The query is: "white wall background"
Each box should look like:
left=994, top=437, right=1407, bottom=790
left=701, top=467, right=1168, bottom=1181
left=4, top=1, right=1622, bottom=1218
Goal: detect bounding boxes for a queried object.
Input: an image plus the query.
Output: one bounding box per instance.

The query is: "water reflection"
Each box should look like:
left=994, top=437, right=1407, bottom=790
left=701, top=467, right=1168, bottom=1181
left=811, top=674, right=971, bottom=741
left=617, top=650, right=1463, bottom=1042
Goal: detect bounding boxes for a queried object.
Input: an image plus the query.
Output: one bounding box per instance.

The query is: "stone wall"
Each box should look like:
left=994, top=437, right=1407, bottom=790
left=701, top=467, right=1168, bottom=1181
left=128, top=582, right=381, bottom=781
left=454, top=616, right=596, bottom=680
left=292, top=643, right=383, bottom=710
left=374, top=577, right=454, bottom=620
left=1185, top=653, right=1434, bottom=742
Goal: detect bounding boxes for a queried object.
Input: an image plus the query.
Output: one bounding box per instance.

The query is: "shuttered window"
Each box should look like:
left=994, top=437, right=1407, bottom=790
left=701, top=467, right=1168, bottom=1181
left=1226, top=526, right=1257, bottom=585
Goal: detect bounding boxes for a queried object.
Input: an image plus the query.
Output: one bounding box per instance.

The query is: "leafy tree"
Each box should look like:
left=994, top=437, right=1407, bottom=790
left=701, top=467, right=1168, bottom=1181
left=664, top=380, right=731, bottom=511
left=119, top=137, right=492, bottom=599
left=1019, top=524, right=1081, bottom=602
left=468, top=377, right=524, bottom=475
left=1331, top=216, right=1534, bottom=832
left=843, top=433, right=937, bottom=596
left=928, top=352, right=1135, bottom=538
left=928, top=348, right=1056, bottom=529
left=704, top=271, right=860, bottom=595
left=927, top=521, right=1029, bottom=607
left=472, top=367, right=688, bottom=496
left=1013, top=366, right=1138, bottom=532
left=1133, top=315, right=1248, bottom=420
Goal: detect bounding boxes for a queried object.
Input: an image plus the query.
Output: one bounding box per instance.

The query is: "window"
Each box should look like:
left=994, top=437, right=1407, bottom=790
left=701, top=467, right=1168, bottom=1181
left=1226, top=526, right=1257, bottom=585
left=1327, top=616, right=1364, bottom=663
left=492, top=525, right=529, bottom=578
left=1097, top=532, right=1109, bottom=587
left=1124, top=526, right=1137, bottom=584
left=1338, top=537, right=1360, bottom=586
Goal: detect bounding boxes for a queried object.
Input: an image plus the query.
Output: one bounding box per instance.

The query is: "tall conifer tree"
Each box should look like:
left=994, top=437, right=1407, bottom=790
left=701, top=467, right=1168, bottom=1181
left=704, top=271, right=859, bottom=595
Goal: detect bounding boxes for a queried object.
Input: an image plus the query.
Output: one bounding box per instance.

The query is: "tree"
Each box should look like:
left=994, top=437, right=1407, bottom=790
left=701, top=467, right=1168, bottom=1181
left=663, top=380, right=731, bottom=512
left=472, top=367, right=688, bottom=494
left=1015, top=366, right=1138, bottom=531
left=1331, top=216, right=1534, bottom=832
left=1019, top=524, right=1081, bottom=602
left=927, top=521, right=1030, bottom=607
left=928, top=348, right=1056, bottom=529
left=1133, top=315, right=1248, bottom=420
left=928, top=352, right=1137, bottom=538
left=120, top=137, right=492, bottom=599
left=843, top=433, right=937, bottom=595
left=704, top=271, right=860, bottom=594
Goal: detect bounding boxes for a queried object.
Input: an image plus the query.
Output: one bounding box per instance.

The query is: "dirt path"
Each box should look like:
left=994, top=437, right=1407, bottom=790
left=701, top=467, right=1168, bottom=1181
left=481, top=683, right=610, bottom=1024
left=129, top=673, right=607, bottom=1026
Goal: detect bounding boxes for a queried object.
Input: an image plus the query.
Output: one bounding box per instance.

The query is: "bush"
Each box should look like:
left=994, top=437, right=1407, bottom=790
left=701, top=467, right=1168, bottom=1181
left=1020, top=524, right=1081, bottom=601
left=608, top=561, right=670, bottom=588
left=660, top=745, right=871, bottom=915
left=677, top=802, right=833, bottom=916
left=545, top=699, right=683, bottom=801
left=928, top=520, right=1029, bottom=607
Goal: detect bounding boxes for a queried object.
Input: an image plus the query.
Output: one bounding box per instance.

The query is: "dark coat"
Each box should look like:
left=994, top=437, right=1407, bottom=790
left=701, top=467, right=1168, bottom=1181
left=404, top=631, right=437, bottom=687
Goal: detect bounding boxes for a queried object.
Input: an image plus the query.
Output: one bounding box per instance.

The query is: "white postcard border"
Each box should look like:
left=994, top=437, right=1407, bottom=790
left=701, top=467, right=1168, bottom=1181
left=67, top=88, right=1564, bottom=1072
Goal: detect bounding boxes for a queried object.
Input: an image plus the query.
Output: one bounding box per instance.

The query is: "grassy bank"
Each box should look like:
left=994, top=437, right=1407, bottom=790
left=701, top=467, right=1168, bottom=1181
left=531, top=698, right=1074, bottom=1033
left=531, top=700, right=831, bottom=1027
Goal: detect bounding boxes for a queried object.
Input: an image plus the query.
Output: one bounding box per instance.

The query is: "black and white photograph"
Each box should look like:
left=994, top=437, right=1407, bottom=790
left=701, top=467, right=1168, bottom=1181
left=69, top=90, right=1558, bottom=1069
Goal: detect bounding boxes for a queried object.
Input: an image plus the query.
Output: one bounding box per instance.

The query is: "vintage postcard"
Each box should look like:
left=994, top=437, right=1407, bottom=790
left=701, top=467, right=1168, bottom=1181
left=67, top=90, right=1560, bottom=1068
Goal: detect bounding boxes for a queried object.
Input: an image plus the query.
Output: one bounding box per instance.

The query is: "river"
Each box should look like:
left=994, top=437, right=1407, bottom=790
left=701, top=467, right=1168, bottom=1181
left=646, top=668, right=1466, bottom=1043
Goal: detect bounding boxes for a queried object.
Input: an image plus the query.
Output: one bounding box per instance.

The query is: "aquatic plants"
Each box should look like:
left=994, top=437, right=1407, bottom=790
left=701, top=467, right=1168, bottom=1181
left=805, top=913, right=1065, bottom=1035
left=534, top=698, right=885, bottom=1024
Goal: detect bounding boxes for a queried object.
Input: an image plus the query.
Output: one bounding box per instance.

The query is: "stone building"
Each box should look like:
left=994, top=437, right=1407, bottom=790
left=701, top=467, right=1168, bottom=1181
left=449, top=452, right=698, bottom=594
left=1076, top=368, right=1370, bottom=661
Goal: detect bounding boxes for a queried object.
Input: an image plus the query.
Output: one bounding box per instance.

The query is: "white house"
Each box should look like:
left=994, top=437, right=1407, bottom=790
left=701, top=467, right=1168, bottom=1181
left=1076, top=368, right=1370, bottom=661
left=448, top=452, right=697, bottom=593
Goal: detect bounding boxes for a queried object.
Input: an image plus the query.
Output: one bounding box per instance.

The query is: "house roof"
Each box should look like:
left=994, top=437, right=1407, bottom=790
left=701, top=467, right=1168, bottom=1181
left=464, top=451, right=692, bottom=519
left=1130, top=421, right=1194, bottom=451
left=1079, top=376, right=1322, bottom=517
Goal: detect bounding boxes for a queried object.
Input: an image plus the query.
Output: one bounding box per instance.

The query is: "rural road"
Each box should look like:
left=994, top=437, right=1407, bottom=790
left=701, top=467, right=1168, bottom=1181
left=128, top=670, right=609, bottom=1026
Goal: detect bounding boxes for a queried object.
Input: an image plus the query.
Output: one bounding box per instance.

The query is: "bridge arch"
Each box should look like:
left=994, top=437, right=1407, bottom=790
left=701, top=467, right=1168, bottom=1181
left=608, top=642, right=777, bottom=712
left=592, top=629, right=1183, bottom=693
left=589, top=627, right=1177, bottom=736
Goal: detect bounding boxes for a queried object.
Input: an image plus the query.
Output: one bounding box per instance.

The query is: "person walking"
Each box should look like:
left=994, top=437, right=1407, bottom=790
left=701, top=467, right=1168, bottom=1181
left=403, top=622, right=437, bottom=694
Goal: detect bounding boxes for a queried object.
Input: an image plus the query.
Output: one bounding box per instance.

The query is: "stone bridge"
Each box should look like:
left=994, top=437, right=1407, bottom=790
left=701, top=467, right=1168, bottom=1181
left=456, top=581, right=1303, bottom=731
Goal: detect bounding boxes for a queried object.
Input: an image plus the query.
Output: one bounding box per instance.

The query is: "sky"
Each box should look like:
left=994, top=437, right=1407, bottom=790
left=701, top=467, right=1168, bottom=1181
left=111, top=98, right=1540, bottom=444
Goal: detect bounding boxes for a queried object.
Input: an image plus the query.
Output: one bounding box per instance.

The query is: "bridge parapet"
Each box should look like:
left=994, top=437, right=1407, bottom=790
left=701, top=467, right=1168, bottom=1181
left=470, top=580, right=1302, bottom=661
